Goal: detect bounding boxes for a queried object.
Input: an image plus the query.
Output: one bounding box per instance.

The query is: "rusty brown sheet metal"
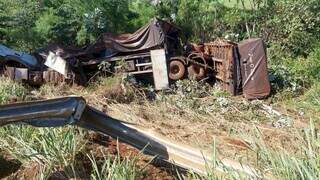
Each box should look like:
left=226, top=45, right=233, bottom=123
left=204, top=40, right=240, bottom=95
left=0, top=97, right=258, bottom=177
left=2, top=66, right=71, bottom=85
left=238, top=38, right=270, bottom=99
left=4, top=67, right=28, bottom=81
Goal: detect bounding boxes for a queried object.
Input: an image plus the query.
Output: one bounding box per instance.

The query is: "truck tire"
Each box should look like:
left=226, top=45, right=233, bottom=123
left=169, top=60, right=186, bottom=81
left=188, top=64, right=206, bottom=80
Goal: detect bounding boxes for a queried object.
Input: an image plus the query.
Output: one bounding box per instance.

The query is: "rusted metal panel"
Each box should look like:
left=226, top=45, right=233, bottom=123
left=28, top=71, right=43, bottom=85
left=4, top=67, right=15, bottom=80
left=204, top=40, right=240, bottom=95
left=42, top=69, right=71, bottom=84
left=4, top=67, right=28, bottom=81
left=238, top=38, right=270, bottom=99
left=3, top=66, right=76, bottom=85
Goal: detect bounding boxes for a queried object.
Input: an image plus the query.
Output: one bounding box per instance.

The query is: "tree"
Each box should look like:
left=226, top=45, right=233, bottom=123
left=0, top=0, right=42, bottom=50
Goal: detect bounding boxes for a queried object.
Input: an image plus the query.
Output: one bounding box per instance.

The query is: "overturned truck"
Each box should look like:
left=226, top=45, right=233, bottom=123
left=180, top=38, right=271, bottom=99
left=0, top=18, right=270, bottom=99
left=0, top=19, right=181, bottom=87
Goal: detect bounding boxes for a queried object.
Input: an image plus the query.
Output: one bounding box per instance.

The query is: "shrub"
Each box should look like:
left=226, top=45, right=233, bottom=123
left=269, top=44, right=320, bottom=94
left=304, top=83, right=320, bottom=112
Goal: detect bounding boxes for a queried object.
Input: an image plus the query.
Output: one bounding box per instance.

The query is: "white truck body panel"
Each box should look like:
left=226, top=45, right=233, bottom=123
left=151, top=49, right=169, bottom=90
left=45, top=51, right=68, bottom=76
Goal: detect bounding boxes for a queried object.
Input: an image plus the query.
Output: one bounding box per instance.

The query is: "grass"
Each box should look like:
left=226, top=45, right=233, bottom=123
left=0, top=76, right=149, bottom=179
left=253, top=121, right=320, bottom=179
left=88, top=151, right=140, bottom=180
left=303, top=83, right=320, bottom=113
left=0, top=77, right=28, bottom=104
left=273, top=82, right=320, bottom=123
left=0, top=76, right=320, bottom=179
left=178, top=120, right=320, bottom=179
left=174, top=122, right=320, bottom=180
left=0, top=125, right=144, bottom=179
left=0, top=126, right=87, bottom=178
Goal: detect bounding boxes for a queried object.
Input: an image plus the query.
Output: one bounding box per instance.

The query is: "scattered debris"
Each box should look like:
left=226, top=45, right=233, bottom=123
left=272, top=117, right=293, bottom=128
left=261, top=104, right=293, bottom=128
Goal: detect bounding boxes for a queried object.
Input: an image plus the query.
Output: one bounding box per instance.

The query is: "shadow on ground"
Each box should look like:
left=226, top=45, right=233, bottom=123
left=0, top=156, right=21, bottom=179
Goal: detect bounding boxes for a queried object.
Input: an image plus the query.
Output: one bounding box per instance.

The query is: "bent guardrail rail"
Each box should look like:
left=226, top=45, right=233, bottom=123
left=0, top=97, right=258, bottom=177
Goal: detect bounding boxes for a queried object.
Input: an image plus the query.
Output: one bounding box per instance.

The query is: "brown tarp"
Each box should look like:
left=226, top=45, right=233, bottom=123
left=85, top=18, right=179, bottom=54
left=238, top=38, right=271, bottom=99
left=36, top=18, right=179, bottom=61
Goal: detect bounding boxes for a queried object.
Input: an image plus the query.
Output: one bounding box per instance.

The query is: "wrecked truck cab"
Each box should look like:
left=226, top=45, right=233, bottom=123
left=1, top=19, right=184, bottom=88
left=0, top=44, right=40, bottom=70
left=0, top=44, right=44, bottom=85
left=0, top=44, right=81, bottom=86
left=34, top=18, right=183, bottom=86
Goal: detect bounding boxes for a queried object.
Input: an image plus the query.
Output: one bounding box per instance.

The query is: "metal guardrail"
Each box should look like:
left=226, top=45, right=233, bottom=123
left=0, top=97, right=258, bottom=177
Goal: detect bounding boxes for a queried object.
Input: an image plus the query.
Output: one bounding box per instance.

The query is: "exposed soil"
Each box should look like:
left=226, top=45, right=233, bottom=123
left=0, top=133, right=178, bottom=180
left=0, top=155, right=21, bottom=179
left=86, top=133, right=178, bottom=180
left=107, top=102, right=308, bottom=167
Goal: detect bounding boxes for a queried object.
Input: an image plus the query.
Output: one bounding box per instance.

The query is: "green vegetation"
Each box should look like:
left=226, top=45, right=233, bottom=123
left=1, top=0, right=320, bottom=179
left=88, top=152, right=140, bottom=180
left=0, top=125, right=144, bottom=179
left=0, top=126, right=85, bottom=178
left=254, top=121, right=320, bottom=179
left=0, top=77, right=28, bottom=104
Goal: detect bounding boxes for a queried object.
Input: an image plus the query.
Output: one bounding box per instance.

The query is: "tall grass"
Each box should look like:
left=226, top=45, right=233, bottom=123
left=252, top=121, right=320, bottom=179
left=0, top=77, right=27, bottom=104
left=0, top=125, right=145, bottom=179
left=0, top=126, right=87, bottom=179
left=304, top=83, right=320, bottom=112
left=184, top=121, right=320, bottom=179
left=88, top=150, right=141, bottom=180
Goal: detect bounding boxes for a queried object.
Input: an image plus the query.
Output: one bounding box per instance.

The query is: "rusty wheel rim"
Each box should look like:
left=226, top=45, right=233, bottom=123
left=170, top=64, right=180, bottom=75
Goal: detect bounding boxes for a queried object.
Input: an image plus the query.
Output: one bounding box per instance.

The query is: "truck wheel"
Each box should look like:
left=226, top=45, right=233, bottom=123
left=169, top=60, right=186, bottom=81
left=188, top=64, right=206, bottom=80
